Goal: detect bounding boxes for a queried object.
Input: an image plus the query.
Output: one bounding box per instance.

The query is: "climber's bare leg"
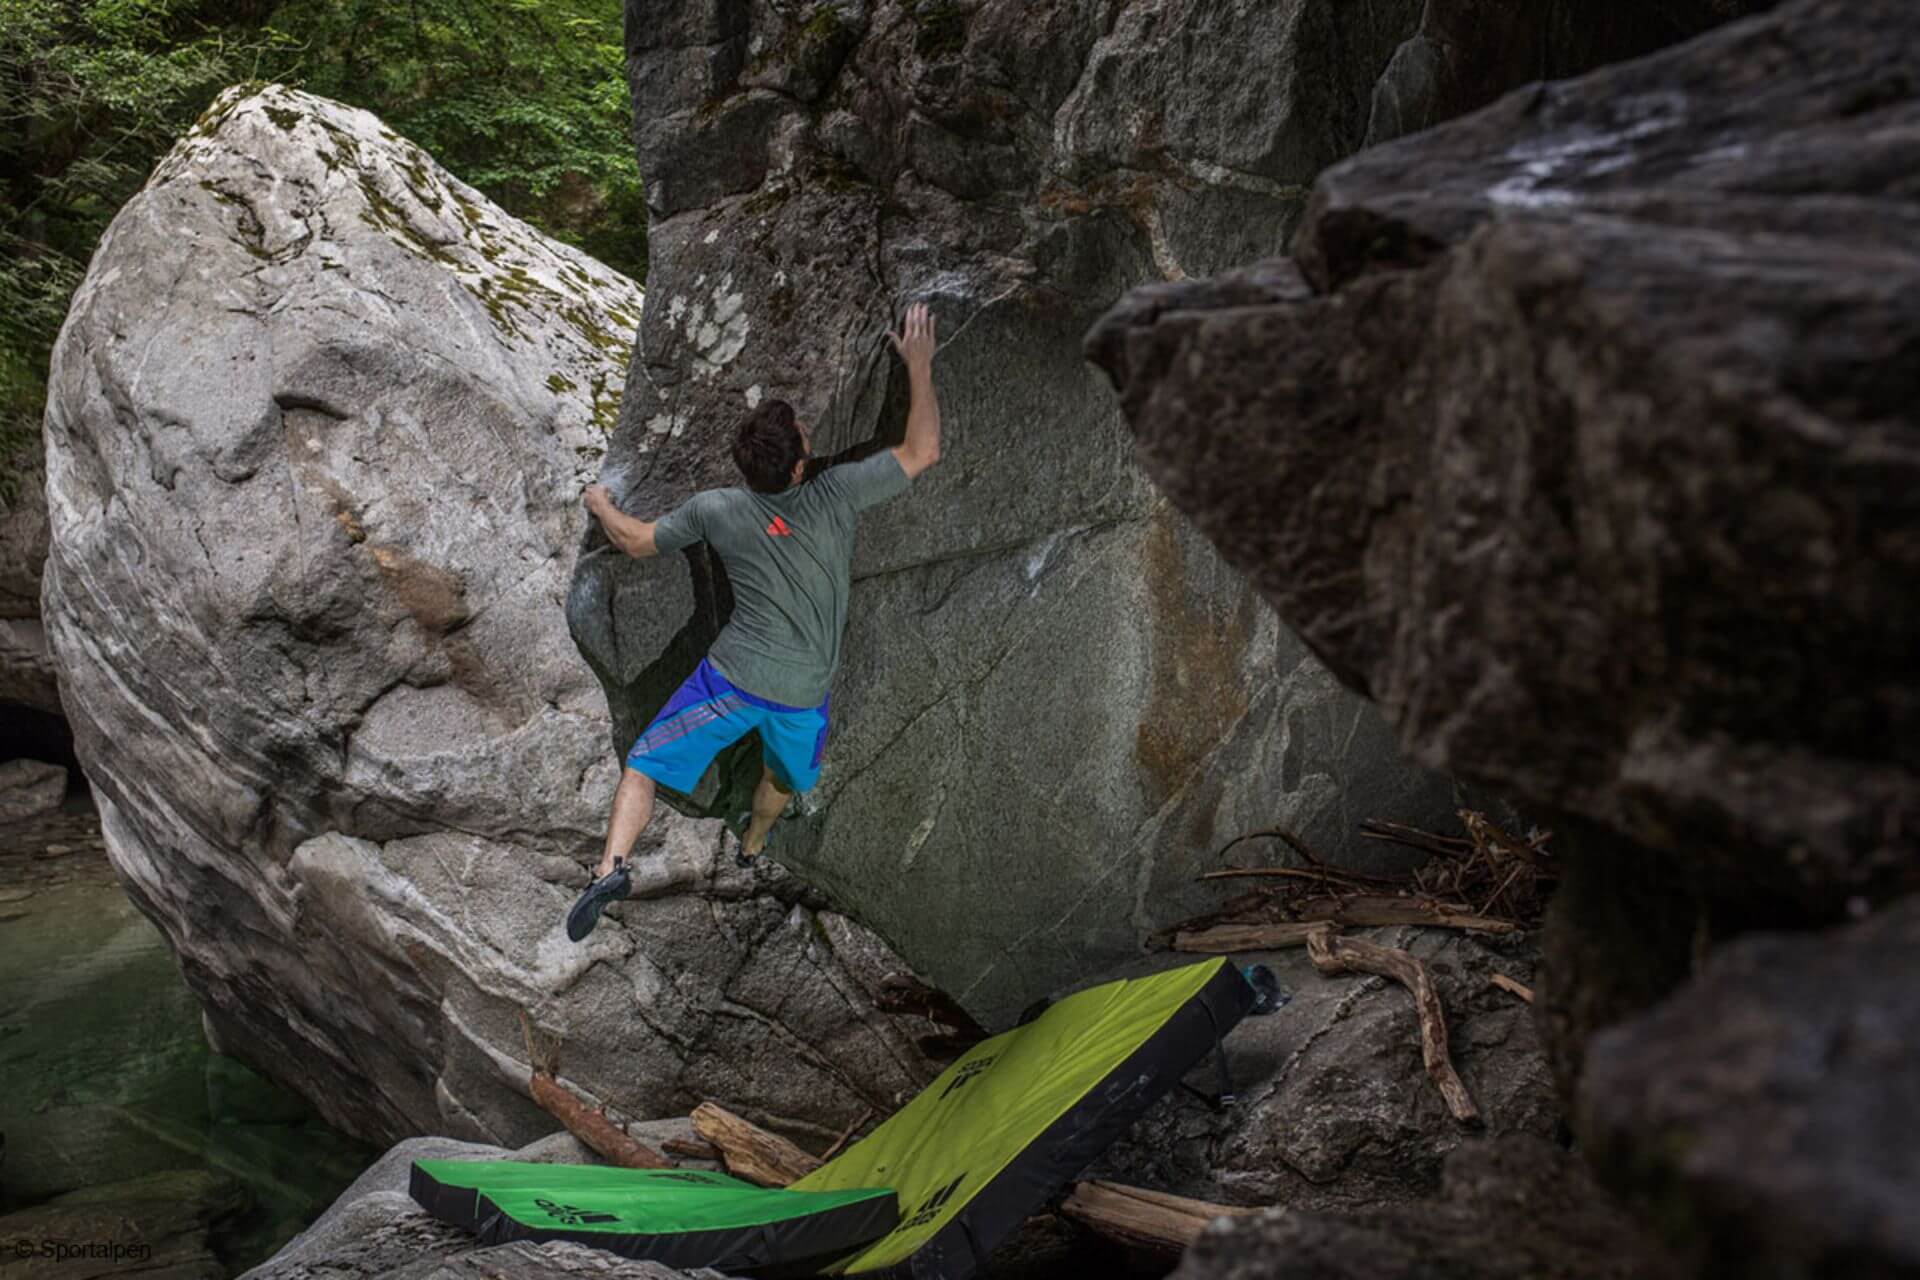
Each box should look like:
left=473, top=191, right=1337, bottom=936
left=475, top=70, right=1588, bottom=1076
left=742, top=764, right=791, bottom=859
left=596, top=767, right=656, bottom=878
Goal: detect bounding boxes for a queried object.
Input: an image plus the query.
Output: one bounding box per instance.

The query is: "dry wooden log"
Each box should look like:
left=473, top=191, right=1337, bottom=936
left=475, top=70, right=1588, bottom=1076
left=1059, top=1180, right=1261, bottom=1255
left=691, top=1102, right=823, bottom=1187
left=1290, top=894, right=1517, bottom=934
left=1172, top=899, right=1513, bottom=955
left=1490, top=973, right=1536, bottom=1003
left=662, top=1135, right=722, bottom=1161
left=1172, top=922, right=1323, bottom=953
left=528, top=1072, right=673, bottom=1169
left=1305, top=927, right=1479, bottom=1125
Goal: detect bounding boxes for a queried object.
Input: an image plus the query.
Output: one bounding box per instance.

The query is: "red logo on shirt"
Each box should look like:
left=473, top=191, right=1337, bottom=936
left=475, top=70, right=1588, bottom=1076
left=765, top=516, right=794, bottom=537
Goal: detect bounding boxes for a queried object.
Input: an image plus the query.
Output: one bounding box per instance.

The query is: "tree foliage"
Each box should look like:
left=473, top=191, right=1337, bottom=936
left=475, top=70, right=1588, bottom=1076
left=0, top=0, right=642, bottom=506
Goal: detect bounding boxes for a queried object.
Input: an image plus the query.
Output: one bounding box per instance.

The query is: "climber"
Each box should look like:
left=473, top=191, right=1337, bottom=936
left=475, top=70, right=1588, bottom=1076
left=566, top=302, right=942, bottom=941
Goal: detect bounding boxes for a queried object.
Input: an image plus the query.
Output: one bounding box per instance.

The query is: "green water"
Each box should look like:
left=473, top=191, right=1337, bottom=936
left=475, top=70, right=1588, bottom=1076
left=0, top=794, right=376, bottom=1273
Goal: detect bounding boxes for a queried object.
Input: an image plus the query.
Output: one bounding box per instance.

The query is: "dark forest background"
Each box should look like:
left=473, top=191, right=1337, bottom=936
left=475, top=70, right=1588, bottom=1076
left=0, top=0, right=645, bottom=503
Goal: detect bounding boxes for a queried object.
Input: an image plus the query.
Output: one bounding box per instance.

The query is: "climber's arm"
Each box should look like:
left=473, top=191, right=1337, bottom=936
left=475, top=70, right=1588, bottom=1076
left=585, top=484, right=674, bottom=558
left=887, top=302, right=940, bottom=479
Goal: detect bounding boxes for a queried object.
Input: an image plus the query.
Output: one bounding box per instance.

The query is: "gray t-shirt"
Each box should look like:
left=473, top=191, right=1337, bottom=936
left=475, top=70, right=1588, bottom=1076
left=651, top=449, right=911, bottom=706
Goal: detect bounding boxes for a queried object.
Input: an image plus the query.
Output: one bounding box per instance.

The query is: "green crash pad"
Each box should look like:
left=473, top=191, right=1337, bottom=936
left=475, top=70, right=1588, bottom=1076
left=791, top=955, right=1254, bottom=1277
left=406, top=1161, right=896, bottom=1271
left=409, top=957, right=1257, bottom=1278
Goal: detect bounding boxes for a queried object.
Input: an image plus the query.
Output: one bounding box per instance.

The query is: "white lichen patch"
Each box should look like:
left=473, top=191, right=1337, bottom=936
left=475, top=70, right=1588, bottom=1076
left=745, top=385, right=763, bottom=408
left=688, top=275, right=750, bottom=380
left=639, top=409, right=692, bottom=454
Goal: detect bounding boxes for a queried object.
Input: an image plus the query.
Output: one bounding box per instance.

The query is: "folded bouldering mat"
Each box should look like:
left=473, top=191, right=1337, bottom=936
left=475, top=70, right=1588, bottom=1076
left=788, top=955, right=1258, bottom=1278
left=407, top=1160, right=897, bottom=1272
left=408, top=956, right=1260, bottom=1278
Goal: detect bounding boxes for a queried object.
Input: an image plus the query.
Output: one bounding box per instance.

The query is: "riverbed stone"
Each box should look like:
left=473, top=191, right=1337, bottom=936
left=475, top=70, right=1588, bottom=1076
left=0, top=758, right=65, bottom=822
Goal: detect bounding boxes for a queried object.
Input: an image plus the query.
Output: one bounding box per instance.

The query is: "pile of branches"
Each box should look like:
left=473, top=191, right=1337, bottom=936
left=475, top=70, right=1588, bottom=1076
left=1157, top=809, right=1557, bottom=951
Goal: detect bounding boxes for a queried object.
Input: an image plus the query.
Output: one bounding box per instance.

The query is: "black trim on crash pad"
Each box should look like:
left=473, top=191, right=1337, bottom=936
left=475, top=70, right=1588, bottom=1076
left=406, top=1162, right=899, bottom=1274
left=864, top=960, right=1258, bottom=1280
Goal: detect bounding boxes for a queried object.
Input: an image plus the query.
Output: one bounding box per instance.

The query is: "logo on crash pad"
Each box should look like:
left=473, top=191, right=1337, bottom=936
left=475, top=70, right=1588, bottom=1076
left=938, top=1054, right=998, bottom=1100
left=899, top=1175, right=966, bottom=1230
left=535, top=1197, right=619, bottom=1225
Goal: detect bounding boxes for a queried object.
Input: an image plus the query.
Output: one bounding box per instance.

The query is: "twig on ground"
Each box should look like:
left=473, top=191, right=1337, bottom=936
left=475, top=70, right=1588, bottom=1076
left=1489, top=973, right=1535, bottom=1004
left=1306, top=926, right=1479, bottom=1125
left=819, top=1107, right=873, bottom=1163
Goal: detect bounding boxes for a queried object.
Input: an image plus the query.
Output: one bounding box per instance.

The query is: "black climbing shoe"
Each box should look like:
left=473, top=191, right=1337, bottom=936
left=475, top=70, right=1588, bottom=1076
left=566, top=858, right=632, bottom=941
left=1242, top=964, right=1289, bottom=1015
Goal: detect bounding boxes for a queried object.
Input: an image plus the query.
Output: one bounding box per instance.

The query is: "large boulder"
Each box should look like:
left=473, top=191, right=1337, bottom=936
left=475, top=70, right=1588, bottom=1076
left=40, top=83, right=941, bottom=1151
left=573, top=0, right=1742, bottom=1027
left=1579, top=897, right=1920, bottom=1279
left=1082, top=0, right=1920, bottom=1271
left=1084, top=0, right=1920, bottom=914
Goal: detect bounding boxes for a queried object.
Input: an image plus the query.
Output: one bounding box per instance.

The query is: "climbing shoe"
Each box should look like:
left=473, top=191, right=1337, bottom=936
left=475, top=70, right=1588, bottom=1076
left=566, top=858, right=632, bottom=941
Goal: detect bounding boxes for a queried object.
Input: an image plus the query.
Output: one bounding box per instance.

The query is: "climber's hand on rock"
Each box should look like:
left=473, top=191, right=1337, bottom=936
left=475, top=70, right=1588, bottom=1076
left=584, top=483, right=612, bottom=516
left=887, top=301, right=936, bottom=369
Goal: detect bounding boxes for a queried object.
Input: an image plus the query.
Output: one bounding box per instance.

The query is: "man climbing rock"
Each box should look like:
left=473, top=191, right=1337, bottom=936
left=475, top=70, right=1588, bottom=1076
left=566, top=302, right=941, bottom=940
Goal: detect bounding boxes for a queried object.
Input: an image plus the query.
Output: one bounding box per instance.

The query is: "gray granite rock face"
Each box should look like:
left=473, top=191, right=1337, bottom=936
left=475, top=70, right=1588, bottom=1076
left=40, top=83, right=941, bottom=1151
left=572, top=0, right=1738, bottom=1027
left=1081, top=1, right=1919, bottom=1273
left=1084, top=0, right=1920, bottom=915
left=1090, top=932, right=1558, bottom=1212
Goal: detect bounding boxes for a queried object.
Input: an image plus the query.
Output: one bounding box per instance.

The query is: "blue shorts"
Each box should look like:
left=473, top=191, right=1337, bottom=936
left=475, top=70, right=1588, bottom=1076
left=624, top=658, right=830, bottom=794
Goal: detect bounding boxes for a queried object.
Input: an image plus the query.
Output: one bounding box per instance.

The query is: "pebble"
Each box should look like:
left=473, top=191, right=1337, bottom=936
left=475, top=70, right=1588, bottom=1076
left=0, top=888, right=32, bottom=903
left=39, top=843, right=75, bottom=858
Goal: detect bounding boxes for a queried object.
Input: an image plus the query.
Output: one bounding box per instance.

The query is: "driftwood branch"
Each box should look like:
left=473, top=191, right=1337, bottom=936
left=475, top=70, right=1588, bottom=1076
left=1173, top=922, right=1324, bottom=953
left=691, top=1102, right=823, bottom=1187
left=1059, top=1180, right=1260, bottom=1255
left=527, top=1073, right=674, bottom=1169
left=1305, top=927, right=1479, bottom=1125
left=1171, top=897, right=1513, bottom=954
left=1289, top=894, right=1517, bottom=934
left=663, top=1135, right=722, bottom=1161
left=518, top=1010, right=672, bottom=1169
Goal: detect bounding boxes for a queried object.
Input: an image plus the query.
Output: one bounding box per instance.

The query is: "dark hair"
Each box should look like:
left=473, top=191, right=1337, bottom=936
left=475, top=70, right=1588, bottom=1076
left=732, top=399, right=807, bottom=493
